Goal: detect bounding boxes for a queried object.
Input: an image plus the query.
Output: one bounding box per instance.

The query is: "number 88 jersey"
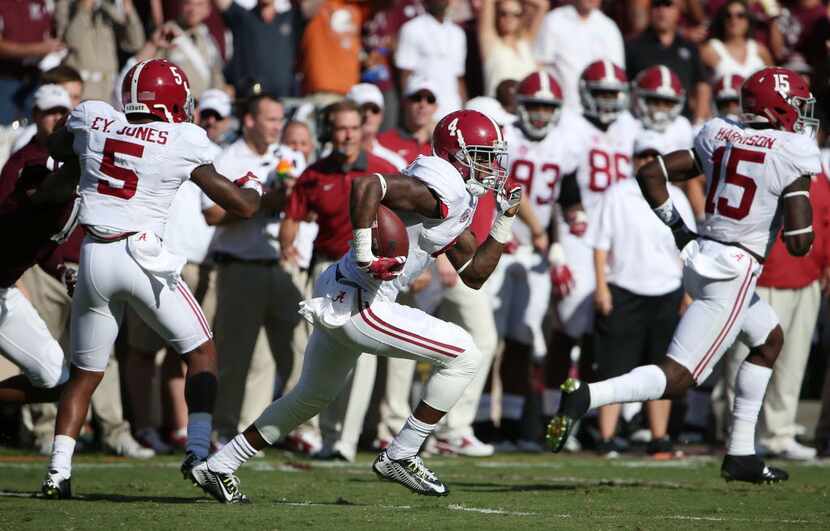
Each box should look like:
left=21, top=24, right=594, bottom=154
left=68, top=100, right=214, bottom=237
left=566, top=110, right=640, bottom=219
left=502, top=116, right=579, bottom=246
left=695, top=116, right=821, bottom=257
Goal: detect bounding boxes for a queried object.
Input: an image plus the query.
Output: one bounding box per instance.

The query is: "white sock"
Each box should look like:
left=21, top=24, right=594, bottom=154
left=386, top=415, right=436, bottom=460
left=207, top=433, right=258, bottom=474
left=727, top=361, right=772, bottom=456
left=186, top=412, right=212, bottom=460
left=542, top=389, right=561, bottom=417
left=588, top=365, right=667, bottom=410
left=49, top=435, right=76, bottom=479
left=501, top=394, right=525, bottom=420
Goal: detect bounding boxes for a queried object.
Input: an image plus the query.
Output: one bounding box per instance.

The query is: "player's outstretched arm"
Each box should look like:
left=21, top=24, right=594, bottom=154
left=30, top=158, right=80, bottom=206
left=781, top=175, right=813, bottom=257
left=350, top=173, right=442, bottom=231
left=47, top=126, right=76, bottom=163
left=191, top=164, right=261, bottom=219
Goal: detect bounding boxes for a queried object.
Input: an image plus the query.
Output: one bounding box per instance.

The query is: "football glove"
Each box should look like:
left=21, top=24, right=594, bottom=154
left=358, top=256, right=407, bottom=281
left=565, top=210, right=588, bottom=237
left=548, top=242, right=574, bottom=298
left=669, top=218, right=697, bottom=252
left=233, top=172, right=263, bottom=196
left=496, top=185, right=522, bottom=214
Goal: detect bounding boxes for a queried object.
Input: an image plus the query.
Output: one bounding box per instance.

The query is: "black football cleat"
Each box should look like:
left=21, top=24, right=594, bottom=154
left=180, top=451, right=203, bottom=485
left=190, top=461, right=250, bottom=504
left=41, top=469, right=72, bottom=499
left=721, top=454, right=789, bottom=484
left=546, top=378, right=590, bottom=453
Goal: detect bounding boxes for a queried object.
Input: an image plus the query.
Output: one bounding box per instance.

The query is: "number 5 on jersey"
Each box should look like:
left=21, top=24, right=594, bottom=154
left=98, top=138, right=144, bottom=200
left=705, top=146, right=764, bottom=220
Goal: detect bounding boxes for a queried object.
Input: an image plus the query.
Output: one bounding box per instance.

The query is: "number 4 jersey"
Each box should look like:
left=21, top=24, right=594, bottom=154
left=695, top=117, right=821, bottom=258
left=67, top=100, right=214, bottom=237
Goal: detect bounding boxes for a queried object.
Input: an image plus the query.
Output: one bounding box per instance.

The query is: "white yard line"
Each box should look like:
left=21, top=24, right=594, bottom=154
left=448, top=504, right=539, bottom=516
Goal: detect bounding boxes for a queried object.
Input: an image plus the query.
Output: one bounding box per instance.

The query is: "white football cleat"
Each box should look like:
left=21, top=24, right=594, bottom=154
left=372, top=450, right=449, bottom=496
left=190, top=461, right=249, bottom=504
left=434, top=435, right=494, bottom=457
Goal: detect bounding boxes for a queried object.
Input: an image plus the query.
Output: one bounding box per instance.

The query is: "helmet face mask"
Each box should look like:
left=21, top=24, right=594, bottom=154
left=457, top=141, right=508, bottom=195
left=633, top=65, right=685, bottom=132
left=637, top=95, right=682, bottom=132
left=516, top=71, right=563, bottom=140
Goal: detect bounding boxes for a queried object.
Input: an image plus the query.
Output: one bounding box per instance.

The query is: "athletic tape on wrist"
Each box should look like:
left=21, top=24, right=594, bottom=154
left=782, top=225, right=813, bottom=236
left=352, top=228, right=374, bottom=263
left=375, top=173, right=388, bottom=199
left=652, top=197, right=679, bottom=226
left=489, top=213, right=515, bottom=244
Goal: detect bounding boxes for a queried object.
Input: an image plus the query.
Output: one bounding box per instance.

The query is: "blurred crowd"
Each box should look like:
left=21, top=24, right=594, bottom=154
left=2, top=0, right=830, bottom=462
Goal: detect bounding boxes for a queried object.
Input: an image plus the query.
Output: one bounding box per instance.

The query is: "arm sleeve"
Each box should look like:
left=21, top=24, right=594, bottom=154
left=557, top=171, right=581, bottom=210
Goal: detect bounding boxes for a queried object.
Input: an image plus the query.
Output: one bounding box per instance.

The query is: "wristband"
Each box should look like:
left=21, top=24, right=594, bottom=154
left=782, top=225, right=813, bottom=236
left=235, top=173, right=263, bottom=196
left=783, top=191, right=809, bottom=199
left=653, top=197, right=680, bottom=226
left=489, top=212, right=515, bottom=244
left=547, top=242, right=566, bottom=266
left=375, top=173, right=388, bottom=199
left=352, top=227, right=374, bottom=263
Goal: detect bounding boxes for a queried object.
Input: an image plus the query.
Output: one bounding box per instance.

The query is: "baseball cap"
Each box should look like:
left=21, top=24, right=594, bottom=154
left=464, top=96, right=515, bottom=127
left=404, top=76, right=439, bottom=100
left=34, top=84, right=71, bottom=112
left=199, top=89, right=232, bottom=118
left=634, top=130, right=667, bottom=157
left=347, top=83, right=384, bottom=110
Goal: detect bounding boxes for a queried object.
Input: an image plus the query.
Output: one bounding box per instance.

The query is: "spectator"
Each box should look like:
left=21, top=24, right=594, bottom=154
left=205, top=94, right=311, bottom=444
left=133, top=0, right=226, bottom=99
left=477, top=0, right=547, bottom=97
left=215, top=0, right=303, bottom=98
left=395, top=0, right=467, bottom=119
left=625, top=0, right=711, bottom=123
left=58, top=0, right=145, bottom=102
left=533, top=0, right=624, bottom=111
left=722, top=171, right=830, bottom=460
left=346, top=83, right=407, bottom=169
left=700, top=1, right=772, bottom=81
left=769, top=0, right=828, bottom=65
left=278, top=100, right=397, bottom=460
left=197, top=89, right=237, bottom=147
left=377, top=77, right=438, bottom=164
left=283, top=120, right=317, bottom=164
left=588, top=134, right=694, bottom=457
left=124, top=96, right=224, bottom=453
left=300, top=0, right=366, bottom=105
left=0, top=0, right=65, bottom=124
left=10, top=65, right=84, bottom=156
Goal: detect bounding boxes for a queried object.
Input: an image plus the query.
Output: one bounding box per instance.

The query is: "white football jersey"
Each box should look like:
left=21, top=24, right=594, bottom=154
left=663, top=116, right=694, bottom=151
left=695, top=117, right=821, bottom=257
left=340, top=155, right=477, bottom=300
left=565, top=111, right=640, bottom=219
left=68, top=100, right=214, bottom=237
left=503, top=118, right=579, bottom=245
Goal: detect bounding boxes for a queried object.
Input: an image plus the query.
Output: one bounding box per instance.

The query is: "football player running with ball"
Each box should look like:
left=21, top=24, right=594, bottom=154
left=191, top=109, right=522, bottom=503
left=40, top=59, right=262, bottom=499
left=547, top=67, right=819, bottom=484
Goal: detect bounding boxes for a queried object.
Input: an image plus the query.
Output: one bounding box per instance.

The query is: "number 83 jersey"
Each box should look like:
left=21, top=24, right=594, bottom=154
left=68, top=100, right=214, bottom=237
left=695, top=117, right=821, bottom=258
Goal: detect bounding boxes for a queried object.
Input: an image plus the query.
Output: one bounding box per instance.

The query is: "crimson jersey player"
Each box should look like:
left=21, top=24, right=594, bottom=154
left=0, top=164, right=78, bottom=405
left=549, top=67, right=819, bottom=484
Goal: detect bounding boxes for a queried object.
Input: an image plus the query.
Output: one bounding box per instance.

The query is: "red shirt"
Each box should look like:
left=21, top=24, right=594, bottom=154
left=0, top=0, right=54, bottom=78
left=377, top=128, right=432, bottom=166
left=286, top=150, right=397, bottom=260
left=0, top=137, right=83, bottom=264
left=757, top=174, right=830, bottom=290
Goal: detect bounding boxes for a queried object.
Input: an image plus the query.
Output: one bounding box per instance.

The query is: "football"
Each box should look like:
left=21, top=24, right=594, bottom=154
left=373, top=205, right=409, bottom=259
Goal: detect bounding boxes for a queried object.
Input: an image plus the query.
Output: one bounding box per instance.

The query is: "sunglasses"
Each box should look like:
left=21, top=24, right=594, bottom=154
left=497, top=10, right=522, bottom=17
left=652, top=0, right=675, bottom=7
left=408, top=92, right=436, bottom=104
left=361, top=102, right=382, bottom=115
left=727, top=10, right=747, bottom=19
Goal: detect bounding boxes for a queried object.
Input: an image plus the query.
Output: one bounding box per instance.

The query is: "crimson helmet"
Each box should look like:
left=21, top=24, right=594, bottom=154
left=713, top=74, right=744, bottom=120
left=740, top=67, right=818, bottom=137
left=579, top=60, right=629, bottom=125
left=432, top=109, right=508, bottom=196
left=633, top=65, right=685, bottom=132
left=121, top=59, right=194, bottom=123
left=516, top=71, right=563, bottom=140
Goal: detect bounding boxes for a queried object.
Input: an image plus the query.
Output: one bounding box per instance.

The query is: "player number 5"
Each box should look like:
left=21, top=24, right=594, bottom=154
left=704, top=146, right=763, bottom=220
left=98, top=138, right=143, bottom=200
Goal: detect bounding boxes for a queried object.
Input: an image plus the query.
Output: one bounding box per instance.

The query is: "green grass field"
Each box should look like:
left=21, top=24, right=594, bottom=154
left=1, top=450, right=828, bottom=530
